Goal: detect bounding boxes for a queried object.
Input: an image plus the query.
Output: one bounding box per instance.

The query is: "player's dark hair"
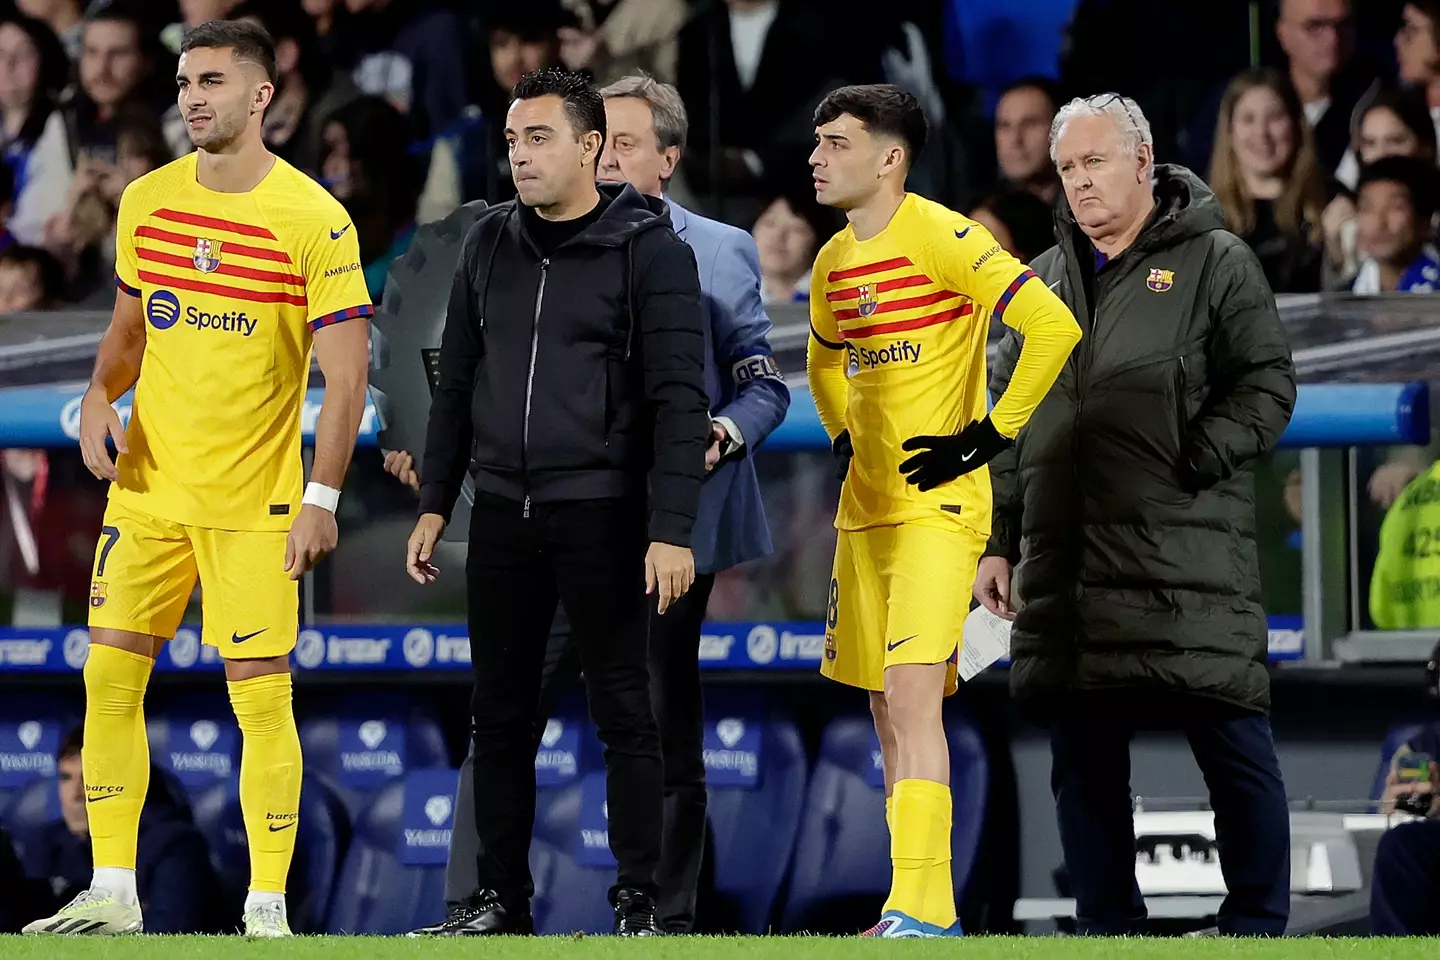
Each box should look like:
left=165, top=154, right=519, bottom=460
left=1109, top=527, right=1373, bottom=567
left=229, top=0, right=327, bottom=93
left=181, top=18, right=277, bottom=86
left=511, top=67, right=606, bottom=162
left=999, top=75, right=1062, bottom=115
left=58, top=725, right=82, bottom=762
left=814, top=84, right=928, bottom=167
left=1357, top=154, right=1440, bottom=223
left=0, top=245, right=66, bottom=307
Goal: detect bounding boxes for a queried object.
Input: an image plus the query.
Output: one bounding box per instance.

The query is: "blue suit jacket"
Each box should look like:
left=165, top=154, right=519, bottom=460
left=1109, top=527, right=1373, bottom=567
left=668, top=200, right=790, bottom=574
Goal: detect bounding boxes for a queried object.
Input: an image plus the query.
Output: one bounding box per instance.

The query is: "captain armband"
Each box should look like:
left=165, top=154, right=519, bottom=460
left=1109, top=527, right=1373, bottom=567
left=731, top=354, right=784, bottom=386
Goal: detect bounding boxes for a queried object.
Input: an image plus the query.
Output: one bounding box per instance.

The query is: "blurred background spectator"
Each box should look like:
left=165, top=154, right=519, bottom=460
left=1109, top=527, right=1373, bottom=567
left=341, top=0, right=466, bottom=143
left=967, top=185, right=1054, bottom=265
left=45, top=103, right=167, bottom=305
left=1349, top=154, right=1440, bottom=293
left=1209, top=66, right=1329, bottom=294
left=1394, top=1, right=1440, bottom=139
left=750, top=189, right=833, bottom=305
left=319, top=94, right=421, bottom=302
left=1324, top=86, right=1436, bottom=285
left=0, top=14, right=72, bottom=246
left=0, top=243, right=62, bottom=312
left=17, top=726, right=222, bottom=934
left=993, top=76, right=1060, bottom=205
left=233, top=0, right=357, bottom=177
left=16, top=0, right=82, bottom=62
left=557, top=0, right=686, bottom=87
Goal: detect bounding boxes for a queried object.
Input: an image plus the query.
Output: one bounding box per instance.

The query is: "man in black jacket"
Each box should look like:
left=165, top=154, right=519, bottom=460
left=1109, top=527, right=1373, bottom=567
left=973, top=94, right=1298, bottom=936
left=405, top=68, right=710, bottom=936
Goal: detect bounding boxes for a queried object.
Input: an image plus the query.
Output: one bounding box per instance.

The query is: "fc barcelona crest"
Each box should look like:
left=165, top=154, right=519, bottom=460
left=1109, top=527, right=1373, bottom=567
left=193, top=238, right=222, bottom=274
left=90, top=581, right=107, bottom=609
left=857, top=283, right=879, bottom=317
left=1146, top=268, right=1175, bottom=293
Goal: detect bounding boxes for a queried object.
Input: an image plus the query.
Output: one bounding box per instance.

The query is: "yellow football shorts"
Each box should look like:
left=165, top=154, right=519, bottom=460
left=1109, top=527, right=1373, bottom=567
left=87, top=499, right=298, bottom=659
left=821, top=523, right=986, bottom=697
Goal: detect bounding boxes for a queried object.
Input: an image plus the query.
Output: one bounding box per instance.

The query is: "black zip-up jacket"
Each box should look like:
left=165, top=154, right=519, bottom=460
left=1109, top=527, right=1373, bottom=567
left=418, top=182, right=711, bottom=547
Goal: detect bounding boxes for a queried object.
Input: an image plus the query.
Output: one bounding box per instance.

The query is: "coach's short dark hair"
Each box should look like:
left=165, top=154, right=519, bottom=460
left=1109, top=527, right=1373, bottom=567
left=512, top=68, right=607, bottom=158
left=1357, top=154, right=1440, bottom=222
left=181, top=19, right=277, bottom=86
left=814, top=84, right=927, bottom=167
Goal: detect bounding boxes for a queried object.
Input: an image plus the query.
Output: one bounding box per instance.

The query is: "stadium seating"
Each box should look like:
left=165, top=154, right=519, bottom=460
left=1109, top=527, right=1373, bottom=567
left=147, top=712, right=241, bottom=815
left=0, top=768, right=60, bottom=842
left=192, top=772, right=350, bottom=934
left=780, top=713, right=989, bottom=933
left=703, top=694, right=807, bottom=933
left=298, top=696, right=449, bottom=817
left=530, top=700, right=615, bottom=935
left=325, top=768, right=457, bottom=934
left=1371, top=723, right=1427, bottom=804
left=0, top=716, right=62, bottom=813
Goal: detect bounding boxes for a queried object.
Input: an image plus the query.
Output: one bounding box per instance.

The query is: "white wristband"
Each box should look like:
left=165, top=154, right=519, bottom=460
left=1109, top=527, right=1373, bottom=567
left=302, top=482, right=341, bottom=513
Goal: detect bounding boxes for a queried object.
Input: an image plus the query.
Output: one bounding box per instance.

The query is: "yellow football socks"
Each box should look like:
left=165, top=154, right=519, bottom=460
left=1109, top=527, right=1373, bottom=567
left=82, top=645, right=154, bottom=872
left=882, top=777, right=956, bottom=928
left=885, top=795, right=894, bottom=834
left=229, top=673, right=303, bottom=893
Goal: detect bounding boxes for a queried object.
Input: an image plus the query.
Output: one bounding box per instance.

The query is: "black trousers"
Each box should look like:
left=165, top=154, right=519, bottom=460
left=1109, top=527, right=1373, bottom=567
left=1370, top=818, right=1440, bottom=935
left=447, top=569, right=716, bottom=931
left=1049, top=696, right=1291, bottom=936
left=465, top=493, right=661, bottom=907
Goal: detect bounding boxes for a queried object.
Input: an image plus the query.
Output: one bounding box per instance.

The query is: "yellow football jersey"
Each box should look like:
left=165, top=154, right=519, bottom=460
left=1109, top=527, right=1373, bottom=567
left=109, top=153, right=373, bottom=532
left=807, top=192, right=1079, bottom=535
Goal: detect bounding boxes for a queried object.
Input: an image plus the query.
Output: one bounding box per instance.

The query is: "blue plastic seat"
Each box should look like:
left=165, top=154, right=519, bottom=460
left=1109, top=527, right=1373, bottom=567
left=324, top=768, right=457, bottom=934
left=0, top=717, right=62, bottom=812
left=703, top=695, right=807, bottom=933
left=780, top=713, right=989, bottom=933
left=147, top=713, right=240, bottom=817
left=192, top=772, right=348, bottom=933
left=299, top=699, right=449, bottom=817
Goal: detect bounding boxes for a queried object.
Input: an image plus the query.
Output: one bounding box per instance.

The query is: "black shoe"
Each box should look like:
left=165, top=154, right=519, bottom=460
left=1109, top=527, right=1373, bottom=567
left=613, top=888, right=661, bottom=936
left=406, top=892, right=533, bottom=937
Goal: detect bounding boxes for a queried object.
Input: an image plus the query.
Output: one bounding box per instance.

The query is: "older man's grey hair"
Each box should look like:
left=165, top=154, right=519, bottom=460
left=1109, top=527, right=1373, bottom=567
left=599, top=74, right=689, bottom=153
left=1048, top=94, right=1154, bottom=165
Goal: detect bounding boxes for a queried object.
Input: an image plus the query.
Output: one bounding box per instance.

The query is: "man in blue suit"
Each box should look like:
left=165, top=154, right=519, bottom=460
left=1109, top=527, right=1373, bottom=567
left=398, top=75, right=789, bottom=936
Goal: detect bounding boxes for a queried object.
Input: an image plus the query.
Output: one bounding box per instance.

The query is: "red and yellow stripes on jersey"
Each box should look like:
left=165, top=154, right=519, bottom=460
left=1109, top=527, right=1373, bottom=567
left=129, top=208, right=308, bottom=308
left=823, top=255, right=977, bottom=341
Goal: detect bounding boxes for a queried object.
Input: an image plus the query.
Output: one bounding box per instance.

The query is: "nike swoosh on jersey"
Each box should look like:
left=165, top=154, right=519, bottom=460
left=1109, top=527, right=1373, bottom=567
left=232, top=628, right=267, bottom=643
left=886, top=635, right=917, bottom=651
left=954, top=227, right=970, bottom=239
left=961, top=450, right=977, bottom=461
left=330, top=223, right=352, bottom=240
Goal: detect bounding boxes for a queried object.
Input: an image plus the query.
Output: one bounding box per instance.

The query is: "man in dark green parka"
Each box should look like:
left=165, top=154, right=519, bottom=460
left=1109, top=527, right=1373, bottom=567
left=973, top=94, right=1297, bottom=937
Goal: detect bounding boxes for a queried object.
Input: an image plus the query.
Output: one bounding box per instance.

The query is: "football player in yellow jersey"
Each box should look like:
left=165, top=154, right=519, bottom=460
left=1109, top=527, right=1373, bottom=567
left=806, top=85, right=1081, bottom=938
left=25, top=21, right=371, bottom=939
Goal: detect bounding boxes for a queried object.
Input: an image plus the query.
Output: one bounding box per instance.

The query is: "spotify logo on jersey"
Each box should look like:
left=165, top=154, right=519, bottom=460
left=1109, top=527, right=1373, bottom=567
left=147, top=289, right=181, bottom=330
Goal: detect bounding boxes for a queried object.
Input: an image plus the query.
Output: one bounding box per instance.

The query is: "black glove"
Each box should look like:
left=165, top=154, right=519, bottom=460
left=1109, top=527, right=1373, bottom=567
left=832, top=429, right=853, bottom=482
left=899, top=417, right=1011, bottom=491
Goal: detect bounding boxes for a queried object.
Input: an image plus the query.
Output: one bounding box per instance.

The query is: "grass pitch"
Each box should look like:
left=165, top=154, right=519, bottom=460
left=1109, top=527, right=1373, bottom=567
left=0, top=936, right=1428, bottom=959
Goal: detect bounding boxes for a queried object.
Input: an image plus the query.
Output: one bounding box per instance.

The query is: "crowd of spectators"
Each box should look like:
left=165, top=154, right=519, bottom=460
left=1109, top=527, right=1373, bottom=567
left=0, top=1, right=1431, bottom=320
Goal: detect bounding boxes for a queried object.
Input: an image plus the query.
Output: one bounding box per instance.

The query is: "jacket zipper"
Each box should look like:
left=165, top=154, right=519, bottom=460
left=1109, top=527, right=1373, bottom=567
left=521, top=258, right=549, bottom=518
left=1176, top=356, right=1189, bottom=446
